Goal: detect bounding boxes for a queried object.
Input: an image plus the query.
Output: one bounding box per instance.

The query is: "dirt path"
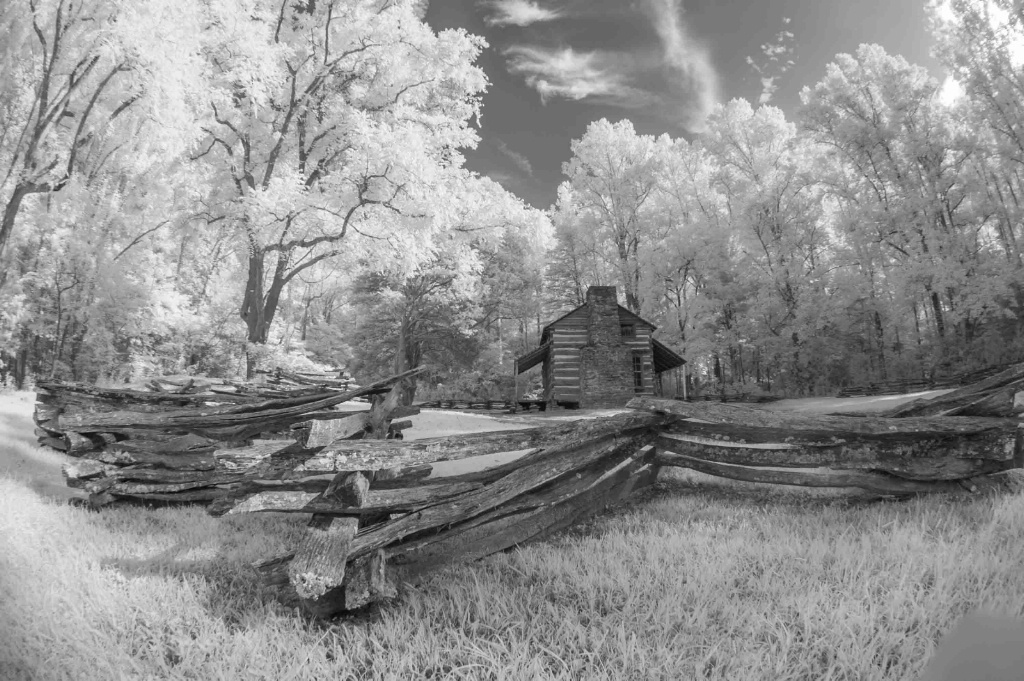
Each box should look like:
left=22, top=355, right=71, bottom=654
left=402, top=406, right=626, bottom=439
left=767, top=389, right=952, bottom=414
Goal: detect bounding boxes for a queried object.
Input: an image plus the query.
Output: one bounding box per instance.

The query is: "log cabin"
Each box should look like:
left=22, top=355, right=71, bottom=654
left=514, top=286, right=685, bottom=409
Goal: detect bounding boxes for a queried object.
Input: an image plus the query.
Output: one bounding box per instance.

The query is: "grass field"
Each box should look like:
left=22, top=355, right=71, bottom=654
left=3, top=390, right=1024, bottom=680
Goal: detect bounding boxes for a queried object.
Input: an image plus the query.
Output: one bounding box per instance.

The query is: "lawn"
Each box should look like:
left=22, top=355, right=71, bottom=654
left=2, top=389, right=1024, bottom=680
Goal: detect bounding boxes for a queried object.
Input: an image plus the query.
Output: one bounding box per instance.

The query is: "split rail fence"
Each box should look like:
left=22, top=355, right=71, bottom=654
left=35, top=363, right=1024, bottom=618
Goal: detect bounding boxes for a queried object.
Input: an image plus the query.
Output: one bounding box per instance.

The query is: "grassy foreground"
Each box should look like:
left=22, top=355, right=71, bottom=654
left=3, top=393, right=1024, bottom=679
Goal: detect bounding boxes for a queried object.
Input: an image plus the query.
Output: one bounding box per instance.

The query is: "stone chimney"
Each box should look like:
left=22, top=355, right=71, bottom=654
left=586, top=286, right=620, bottom=347
left=579, top=285, right=634, bottom=407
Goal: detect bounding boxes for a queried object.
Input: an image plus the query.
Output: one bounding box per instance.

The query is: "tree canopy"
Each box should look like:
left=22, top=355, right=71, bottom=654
left=1, top=0, right=1022, bottom=399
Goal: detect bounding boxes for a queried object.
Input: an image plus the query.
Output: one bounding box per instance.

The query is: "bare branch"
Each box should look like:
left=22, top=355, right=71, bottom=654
left=113, top=220, right=171, bottom=261
left=66, top=62, right=125, bottom=178
left=283, top=248, right=342, bottom=284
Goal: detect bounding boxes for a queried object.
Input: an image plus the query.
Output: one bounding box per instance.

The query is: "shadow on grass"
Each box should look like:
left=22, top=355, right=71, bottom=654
left=0, top=393, right=89, bottom=503
left=0, top=403, right=41, bottom=451
left=95, top=511, right=312, bottom=627
left=550, top=470, right=983, bottom=546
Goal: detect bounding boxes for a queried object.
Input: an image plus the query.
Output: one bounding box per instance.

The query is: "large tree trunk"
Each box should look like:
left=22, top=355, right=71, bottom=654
left=392, top=316, right=422, bottom=406
left=930, top=289, right=946, bottom=339
left=14, top=346, right=28, bottom=390
left=241, top=250, right=267, bottom=378
left=240, top=249, right=290, bottom=378
left=0, top=182, right=30, bottom=269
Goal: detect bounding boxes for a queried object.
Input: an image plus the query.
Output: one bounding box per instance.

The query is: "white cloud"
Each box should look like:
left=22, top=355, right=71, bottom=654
left=484, top=170, right=523, bottom=194
left=483, top=0, right=562, bottom=27
left=645, top=0, right=720, bottom=130
left=495, top=140, right=534, bottom=176
left=486, top=170, right=517, bottom=184
left=745, top=15, right=796, bottom=106
left=496, top=0, right=718, bottom=131
left=503, top=45, right=655, bottom=107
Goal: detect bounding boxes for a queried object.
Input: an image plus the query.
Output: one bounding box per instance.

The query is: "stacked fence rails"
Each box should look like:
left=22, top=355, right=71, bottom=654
left=42, top=363, right=1024, bottom=619
left=630, top=397, right=1023, bottom=491
left=230, top=391, right=1022, bottom=618
left=45, top=368, right=424, bottom=506
left=227, top=411, right=670, bottom=616
left=256, top=368, right=363, bottom=394
left=876, top=363, right=1024, bottom=418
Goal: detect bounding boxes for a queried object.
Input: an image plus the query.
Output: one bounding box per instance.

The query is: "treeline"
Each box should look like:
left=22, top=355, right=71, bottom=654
left=3, top=0, right=1023, bottom=400
left=548, top=3, right=1024, bottom=395
left=0, top=0, right=550, bottom=399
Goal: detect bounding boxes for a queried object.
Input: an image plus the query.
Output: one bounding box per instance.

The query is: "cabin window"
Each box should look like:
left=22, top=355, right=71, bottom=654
left=632, top=355, right=644, bottom=392
left=621, top=324, right=635, bottom=338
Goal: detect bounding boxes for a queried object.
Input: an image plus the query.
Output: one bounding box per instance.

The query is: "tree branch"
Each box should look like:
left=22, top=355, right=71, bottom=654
left=113, top=220, right=171, bottom=261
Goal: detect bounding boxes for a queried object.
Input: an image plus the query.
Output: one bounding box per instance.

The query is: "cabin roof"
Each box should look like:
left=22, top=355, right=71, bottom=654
left=515, top=336, right=685, bottom=375
left=541, top=302, right=656, bottom=343
left=651, top=338, right=686, bottom=372
left=515, top=341, right=549, bottom=374
left=515, top=292, right=684, bottom=375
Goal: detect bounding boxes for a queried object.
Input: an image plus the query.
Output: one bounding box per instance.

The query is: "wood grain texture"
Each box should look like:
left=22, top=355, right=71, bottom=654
left=628, top=397, right=1017, bottom=436
left=655, top=451, right=976, bottom=494
left=58, top=368, right=424, bottom=432
left=288, top=516, right=359, bottom=601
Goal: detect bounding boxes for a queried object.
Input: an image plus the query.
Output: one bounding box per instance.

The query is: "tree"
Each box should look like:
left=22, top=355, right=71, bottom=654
left=347, top=175, right=552, bottom=403
left=931, top=0, right=1024, bottom=332
left=800, top=43, right=1017, bottom=370
left=0, top=0, right=205, bottom=268
left=189, top=0, right=488, bottom=376
left=931, top=0, right=1024, bottom=166
left=681, top=100, right=829, bottom=392
left=552, top=119, right=671, bottom=312
left=545, top=185, right=617, bottom=311
left=647, top=138, right=731, bottom=369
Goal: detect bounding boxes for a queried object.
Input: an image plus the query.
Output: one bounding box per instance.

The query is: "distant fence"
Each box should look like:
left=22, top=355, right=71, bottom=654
left=836, top=364, right=1015, bottom=398
left=418, top=395, right=783, bottom=410
left=682, top=393, right=783, bottom=404
left=417, top=399, right=513, bottom=411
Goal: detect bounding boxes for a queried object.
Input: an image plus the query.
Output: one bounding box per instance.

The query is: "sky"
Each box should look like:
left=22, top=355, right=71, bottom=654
left=423, top=0, right=945, bottom=209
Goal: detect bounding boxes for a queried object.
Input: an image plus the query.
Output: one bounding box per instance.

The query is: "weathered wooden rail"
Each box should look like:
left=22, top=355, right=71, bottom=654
left=41, top=369, right=423, bottom=504
left=242, top=392, right=1020, bottom=616
left=42, top=363, right=1024, bottom=618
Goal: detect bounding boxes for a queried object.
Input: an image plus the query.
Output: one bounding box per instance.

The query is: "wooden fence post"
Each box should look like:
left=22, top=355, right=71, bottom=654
left=513, top=359, right=519, bottom=413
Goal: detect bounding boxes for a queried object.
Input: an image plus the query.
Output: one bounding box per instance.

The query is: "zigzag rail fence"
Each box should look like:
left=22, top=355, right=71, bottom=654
left=33, top=363, right=1024, bottom=618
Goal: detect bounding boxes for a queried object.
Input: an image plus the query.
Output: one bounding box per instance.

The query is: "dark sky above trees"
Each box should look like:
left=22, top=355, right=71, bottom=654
left=425, top=0, right=942, bottom=209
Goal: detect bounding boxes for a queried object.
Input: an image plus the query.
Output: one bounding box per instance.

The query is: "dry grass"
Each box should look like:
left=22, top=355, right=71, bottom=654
left=2, top=391, right=1024, bottom=680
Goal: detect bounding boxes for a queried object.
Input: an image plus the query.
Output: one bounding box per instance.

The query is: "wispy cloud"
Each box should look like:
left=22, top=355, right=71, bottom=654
left=483, top=0, right=563, bottom=27
left=486, top=170, right=518, bottom=185
left=497, top=0, right=718, bottom=131
left=745, top=16, right=796, bottom=104
left=503, top=45, right=655, bottom=107
left=645, top=0, right=720, bottom=130
left=495, top=140, right=534, bottom=176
